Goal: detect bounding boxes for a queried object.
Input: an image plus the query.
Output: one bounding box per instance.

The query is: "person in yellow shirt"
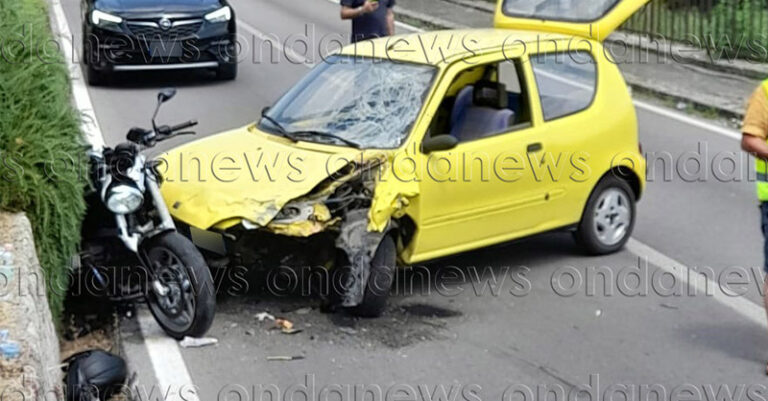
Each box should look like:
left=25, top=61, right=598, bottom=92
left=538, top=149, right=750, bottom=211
left=741, top=81, right=768, bottom=375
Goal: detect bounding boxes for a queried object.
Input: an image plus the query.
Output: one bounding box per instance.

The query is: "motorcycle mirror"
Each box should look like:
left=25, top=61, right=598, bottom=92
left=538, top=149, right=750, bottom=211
left=157, top=88, right=177, bottom=104
left=152, top=88, right=177, bottom=133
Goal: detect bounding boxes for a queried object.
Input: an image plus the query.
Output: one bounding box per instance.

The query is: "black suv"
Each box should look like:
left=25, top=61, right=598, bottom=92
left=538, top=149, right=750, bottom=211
left=81, top=0, right=237, bottom=85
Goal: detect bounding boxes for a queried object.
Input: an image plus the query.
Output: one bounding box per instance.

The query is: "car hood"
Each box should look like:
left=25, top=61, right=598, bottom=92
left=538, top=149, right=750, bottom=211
left=95, top=0, right=221, bottom=15
left=158, top=125, right=365, bottom=230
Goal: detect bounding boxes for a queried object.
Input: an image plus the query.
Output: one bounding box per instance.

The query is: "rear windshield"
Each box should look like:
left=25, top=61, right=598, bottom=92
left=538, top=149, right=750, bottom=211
left=502, top=0, right=620, bottom=22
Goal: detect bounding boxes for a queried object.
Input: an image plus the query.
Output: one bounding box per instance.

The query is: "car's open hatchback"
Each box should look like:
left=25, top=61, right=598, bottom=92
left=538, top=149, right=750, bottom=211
left=493, top=0, right=648, bottom=41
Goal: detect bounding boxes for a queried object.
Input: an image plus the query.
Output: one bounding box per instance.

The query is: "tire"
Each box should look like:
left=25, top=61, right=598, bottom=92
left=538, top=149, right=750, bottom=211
left=574, top=175, right=636, bottom=255
left=143, top=231, right=216, bottom=339
left=216, top=63, right=237, bottom=81
left=86, top=64, right=106, bottom=86
left=350, top=235, right=396, bottom=318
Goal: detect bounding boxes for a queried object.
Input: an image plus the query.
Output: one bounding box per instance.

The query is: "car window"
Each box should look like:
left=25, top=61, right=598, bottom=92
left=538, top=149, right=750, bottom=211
left=498, top=60, right=521, bottom=94
left=263, top=55, right=437, bottom=149
left=530, top=51, right=596, bottom=121
left=502, top=0, right=619, bottom=22
left=427, top=59, right=531, bottom=144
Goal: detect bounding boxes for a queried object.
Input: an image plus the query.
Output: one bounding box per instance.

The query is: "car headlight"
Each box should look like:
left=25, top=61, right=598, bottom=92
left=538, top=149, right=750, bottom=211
left=106, top=185, right=144, bottom=214
left=91, top=9, right=123, bottom=27
left=204, top=6, right=231, bottom=23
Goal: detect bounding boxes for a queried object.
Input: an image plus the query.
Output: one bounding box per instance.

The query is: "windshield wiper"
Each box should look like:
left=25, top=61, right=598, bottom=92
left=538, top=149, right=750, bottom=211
left=260, top=115, right=298, bottom=142
left=288, top=130, right=362, bottom=149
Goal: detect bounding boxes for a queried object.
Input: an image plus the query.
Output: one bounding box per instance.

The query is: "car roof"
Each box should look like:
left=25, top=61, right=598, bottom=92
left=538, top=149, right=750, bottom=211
left=337, top=28, right=576, bottom=67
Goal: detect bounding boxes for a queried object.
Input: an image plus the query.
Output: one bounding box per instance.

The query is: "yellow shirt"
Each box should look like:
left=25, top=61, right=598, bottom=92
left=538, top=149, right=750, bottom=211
left=743, top=85, right=768, bottom=139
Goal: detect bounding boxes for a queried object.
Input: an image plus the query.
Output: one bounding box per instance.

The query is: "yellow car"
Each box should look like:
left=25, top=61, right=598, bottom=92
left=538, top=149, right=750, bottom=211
left=160, top=0, right=648, bottom=316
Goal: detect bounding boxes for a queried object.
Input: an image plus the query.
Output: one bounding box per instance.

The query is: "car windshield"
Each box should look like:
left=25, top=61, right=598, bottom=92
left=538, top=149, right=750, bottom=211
left=502, top=0, right=619, bottom=22
left=261, top=55, right=437, bottom=149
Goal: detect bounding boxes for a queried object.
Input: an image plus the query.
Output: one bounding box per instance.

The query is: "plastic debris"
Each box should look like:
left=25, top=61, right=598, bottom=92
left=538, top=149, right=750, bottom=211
left=595, top=309, right=602, bottom=317
left=0, top=330, right=20, bottom=359
left=267, top=355, right=305, bottom=361
left=179, top=337, right=219, bottom=348
left=255, top=312, right=275, bottom=322
left=275, top=318, right=302, bottom=334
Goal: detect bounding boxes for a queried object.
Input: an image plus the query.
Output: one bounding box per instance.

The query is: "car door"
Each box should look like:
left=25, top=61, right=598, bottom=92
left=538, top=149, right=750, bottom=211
left=493, top=0, right=649, bottom=41
left=407, top=53, right=561, bottom=262
left=525, top=47, right=602, bottom=227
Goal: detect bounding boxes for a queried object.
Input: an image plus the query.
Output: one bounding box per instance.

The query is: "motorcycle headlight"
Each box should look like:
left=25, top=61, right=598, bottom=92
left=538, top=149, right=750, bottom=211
left=106, top=185, right=144, bottom=214
left=91, top=10, right=123, bottom=27
left=204, top=6, right=231, bottom=23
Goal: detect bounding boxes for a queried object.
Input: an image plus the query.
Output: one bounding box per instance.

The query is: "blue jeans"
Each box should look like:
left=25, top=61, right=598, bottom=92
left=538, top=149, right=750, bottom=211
left=761, top=203, right=768, bottom=274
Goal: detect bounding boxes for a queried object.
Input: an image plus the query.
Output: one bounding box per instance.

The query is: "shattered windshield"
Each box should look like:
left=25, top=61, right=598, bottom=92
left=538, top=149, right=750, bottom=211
left=261, top=55, right=436, bottom=149
left=502, top=0, right=619, bottom=22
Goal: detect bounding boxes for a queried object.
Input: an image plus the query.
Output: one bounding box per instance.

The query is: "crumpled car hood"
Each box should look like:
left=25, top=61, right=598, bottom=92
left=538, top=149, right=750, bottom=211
left=158, top=125, right=361, bottom=230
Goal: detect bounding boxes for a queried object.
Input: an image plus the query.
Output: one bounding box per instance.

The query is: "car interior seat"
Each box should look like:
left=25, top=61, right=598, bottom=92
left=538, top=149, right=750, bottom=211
left=449, top=81, right=515, bottom=142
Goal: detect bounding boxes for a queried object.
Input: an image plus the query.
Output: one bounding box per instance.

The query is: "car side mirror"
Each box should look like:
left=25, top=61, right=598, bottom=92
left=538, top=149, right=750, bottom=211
left=157, top=88, right=177, bottom=103
left=421, top=135, right=458, bottom=153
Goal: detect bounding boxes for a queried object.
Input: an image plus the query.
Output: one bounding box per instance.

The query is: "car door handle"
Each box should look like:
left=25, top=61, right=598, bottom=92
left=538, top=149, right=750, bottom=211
left=527, top=143, right=543, bottom=153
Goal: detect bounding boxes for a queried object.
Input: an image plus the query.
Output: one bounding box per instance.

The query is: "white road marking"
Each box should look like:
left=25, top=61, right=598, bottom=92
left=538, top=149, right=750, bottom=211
left=50, top=0, right=105, bottom=149
left=627, top=238, right=767, bottom=328
left=633, top=100, right=742, bottom=140
left=48, top=2, right=200, bottom=399
left=138, top=310, right=201, bottom=401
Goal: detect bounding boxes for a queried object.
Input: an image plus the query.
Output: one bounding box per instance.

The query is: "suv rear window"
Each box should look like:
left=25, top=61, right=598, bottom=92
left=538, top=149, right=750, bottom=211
left=502, top=0, right=619, bottom=22
left=530, top=51, right=596, bottom=121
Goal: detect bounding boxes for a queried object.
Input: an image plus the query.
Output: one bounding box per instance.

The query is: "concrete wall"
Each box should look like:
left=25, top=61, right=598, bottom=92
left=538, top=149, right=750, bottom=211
left=0, top=212, right=62, bottom=400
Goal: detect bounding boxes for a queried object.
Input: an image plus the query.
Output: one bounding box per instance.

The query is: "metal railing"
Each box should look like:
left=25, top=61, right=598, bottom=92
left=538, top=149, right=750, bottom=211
left=622, top=0, right=768, bottom=61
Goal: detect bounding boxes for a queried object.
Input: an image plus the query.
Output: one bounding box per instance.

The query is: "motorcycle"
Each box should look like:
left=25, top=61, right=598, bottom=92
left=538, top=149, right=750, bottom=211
left=77, top=88, right=215, bottom=339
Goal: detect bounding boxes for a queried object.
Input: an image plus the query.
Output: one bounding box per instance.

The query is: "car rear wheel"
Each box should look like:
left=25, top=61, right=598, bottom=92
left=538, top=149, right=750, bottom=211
left=575, top=175, right=636, bottom=255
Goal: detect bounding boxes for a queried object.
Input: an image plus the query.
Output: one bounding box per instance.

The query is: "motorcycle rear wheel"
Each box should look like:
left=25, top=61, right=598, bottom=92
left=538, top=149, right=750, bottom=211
left=144, top=232, right=215, bottom=339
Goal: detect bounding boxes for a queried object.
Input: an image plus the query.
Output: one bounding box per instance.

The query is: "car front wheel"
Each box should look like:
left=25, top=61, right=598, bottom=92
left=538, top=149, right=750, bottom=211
left=350, top=235, right=396, bottom=318
left=575, top=175, right=636, bottom=255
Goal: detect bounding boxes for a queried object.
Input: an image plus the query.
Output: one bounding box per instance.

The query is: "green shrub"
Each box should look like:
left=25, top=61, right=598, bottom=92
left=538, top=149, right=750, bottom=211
left=0, top=0, right=88, bottom=320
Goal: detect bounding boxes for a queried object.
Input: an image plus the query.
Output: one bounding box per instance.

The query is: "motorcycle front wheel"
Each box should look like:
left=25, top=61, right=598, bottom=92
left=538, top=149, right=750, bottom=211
left=143, top=232, right=216, bottom=339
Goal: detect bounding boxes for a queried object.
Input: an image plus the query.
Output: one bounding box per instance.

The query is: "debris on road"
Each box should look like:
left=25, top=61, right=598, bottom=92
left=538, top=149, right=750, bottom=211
left=275, top=318, right=302, bottom=334
left=338, top=327, right=358, bottom=335
left=179, top=337, right=219, bottom=348
left=255, top=312, right=275, bottom=322
left=595, top=309, right=603, bottom=317
left=267, top=355, right=305, bottom=361
left=294, top=307, right=312, bottom=315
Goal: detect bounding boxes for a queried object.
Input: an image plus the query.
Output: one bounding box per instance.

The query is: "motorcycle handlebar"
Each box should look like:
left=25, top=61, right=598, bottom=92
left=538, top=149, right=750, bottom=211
left=170, top=120, right=198, bottom=132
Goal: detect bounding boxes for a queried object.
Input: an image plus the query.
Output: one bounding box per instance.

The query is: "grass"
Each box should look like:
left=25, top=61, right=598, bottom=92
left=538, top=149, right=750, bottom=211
left=0, top=0, right=88, bottom=320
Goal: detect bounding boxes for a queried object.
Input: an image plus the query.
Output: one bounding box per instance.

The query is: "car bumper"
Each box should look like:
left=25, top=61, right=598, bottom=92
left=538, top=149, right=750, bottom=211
left=84, top=25, right=236, bottom=72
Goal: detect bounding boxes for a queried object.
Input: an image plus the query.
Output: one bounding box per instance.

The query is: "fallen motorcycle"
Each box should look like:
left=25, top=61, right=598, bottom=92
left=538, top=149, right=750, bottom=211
left=76, top=88, right=215, bottom=339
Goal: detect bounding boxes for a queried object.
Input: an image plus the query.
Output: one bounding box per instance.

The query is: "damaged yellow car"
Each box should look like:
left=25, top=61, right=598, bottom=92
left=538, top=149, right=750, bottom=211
left=160, top=0, right=648, bottom=316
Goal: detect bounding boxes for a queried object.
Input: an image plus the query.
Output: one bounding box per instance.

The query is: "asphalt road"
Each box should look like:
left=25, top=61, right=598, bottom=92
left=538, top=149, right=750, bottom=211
left=60, top=0, right=768, bottom=399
